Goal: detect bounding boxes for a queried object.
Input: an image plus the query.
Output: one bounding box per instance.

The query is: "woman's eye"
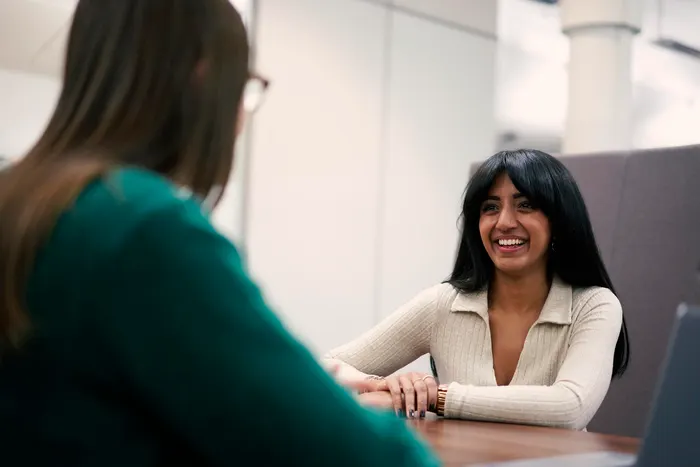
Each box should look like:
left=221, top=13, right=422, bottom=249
left=481, top=204, right=498, bottom=213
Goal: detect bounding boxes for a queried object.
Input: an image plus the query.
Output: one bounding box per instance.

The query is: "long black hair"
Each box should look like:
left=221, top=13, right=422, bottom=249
left=444, top=149, right=629, bottom=378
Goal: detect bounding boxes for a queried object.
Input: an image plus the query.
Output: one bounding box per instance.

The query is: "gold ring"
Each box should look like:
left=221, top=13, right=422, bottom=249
left=414, top=375, right=434, bottom=384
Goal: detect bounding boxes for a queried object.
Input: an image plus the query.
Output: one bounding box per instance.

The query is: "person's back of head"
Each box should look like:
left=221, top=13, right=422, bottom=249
left=0, top=4, right=441, bottom=466
left=0, top=0, right=249, bottom=355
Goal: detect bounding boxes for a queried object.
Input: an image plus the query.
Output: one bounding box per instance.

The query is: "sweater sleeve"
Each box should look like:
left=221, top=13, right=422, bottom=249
left=324, top=285, right=448, bottom=377
left=91, top=198, right=440, bottom=467
left=443, top=290, right=622, bottom=430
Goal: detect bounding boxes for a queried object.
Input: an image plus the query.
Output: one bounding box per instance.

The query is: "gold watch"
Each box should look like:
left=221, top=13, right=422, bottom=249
left=436, top=384, right=449, bottom=416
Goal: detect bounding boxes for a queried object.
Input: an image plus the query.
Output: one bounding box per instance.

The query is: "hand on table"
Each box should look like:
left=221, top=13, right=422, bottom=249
left=323, top=362, right=437, bottom=418
left=375, top=372, right=438, bottom=419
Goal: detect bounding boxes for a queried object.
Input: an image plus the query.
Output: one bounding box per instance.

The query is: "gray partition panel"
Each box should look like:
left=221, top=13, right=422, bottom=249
left=587, top=145, right=700, bottom=436
left=558, top=155, right=627, bottom=266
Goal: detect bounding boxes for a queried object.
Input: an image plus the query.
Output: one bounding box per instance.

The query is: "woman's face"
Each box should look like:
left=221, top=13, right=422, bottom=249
left=478, top=173, right=551, bottom=277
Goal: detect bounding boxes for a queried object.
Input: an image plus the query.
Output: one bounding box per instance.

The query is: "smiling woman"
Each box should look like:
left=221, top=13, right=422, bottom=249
left=325, top=149, right=630, bottom=430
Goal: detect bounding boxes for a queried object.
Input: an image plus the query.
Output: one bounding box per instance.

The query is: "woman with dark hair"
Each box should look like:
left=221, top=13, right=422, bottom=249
left=327, top=149, right=629, bottom=430
left=0, top=1, right=438, bottom=466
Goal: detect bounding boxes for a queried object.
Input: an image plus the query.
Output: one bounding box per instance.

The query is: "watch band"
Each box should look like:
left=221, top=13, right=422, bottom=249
left=436, top=384, right=449, bottom=416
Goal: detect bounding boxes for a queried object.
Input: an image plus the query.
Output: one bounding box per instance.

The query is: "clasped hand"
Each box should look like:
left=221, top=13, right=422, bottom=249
left=358, top=372, right=438, bottom=419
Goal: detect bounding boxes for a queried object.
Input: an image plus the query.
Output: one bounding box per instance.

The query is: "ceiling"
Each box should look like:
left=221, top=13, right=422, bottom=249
left=4, top=0, right=699, bottom=80
left=0, top=0, right=75, bottom=77
left=0, top=0, right=258, bottom=78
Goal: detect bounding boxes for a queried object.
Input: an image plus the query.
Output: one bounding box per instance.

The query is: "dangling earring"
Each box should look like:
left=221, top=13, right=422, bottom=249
left=550, top=238, right=556, bottom=252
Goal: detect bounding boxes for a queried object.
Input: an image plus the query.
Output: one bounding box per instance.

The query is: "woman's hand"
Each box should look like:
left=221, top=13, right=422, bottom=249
left=323, top=361, right=437, bottom=417
left=357, top=390, right=394, bottom=409
left=323, top=360, right=385, bottom=394
left=323, top=362, right=397, bottom=410
left=377, top=372, right=438, bottom=418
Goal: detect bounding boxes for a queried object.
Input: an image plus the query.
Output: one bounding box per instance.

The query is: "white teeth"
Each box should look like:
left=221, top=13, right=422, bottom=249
left=498, top=239, right=525, bottom=246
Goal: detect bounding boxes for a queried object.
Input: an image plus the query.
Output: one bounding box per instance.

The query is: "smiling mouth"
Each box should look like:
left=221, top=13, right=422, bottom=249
left=494, top=238, right=527, bottom=252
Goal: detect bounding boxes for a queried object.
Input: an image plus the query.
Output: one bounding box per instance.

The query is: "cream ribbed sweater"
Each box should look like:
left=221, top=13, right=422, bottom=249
left=325, top=277, right=623, bottom=430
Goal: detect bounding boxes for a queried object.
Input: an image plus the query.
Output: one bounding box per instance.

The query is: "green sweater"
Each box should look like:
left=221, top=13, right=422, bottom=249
left=0, top=169, right=439, bottom=467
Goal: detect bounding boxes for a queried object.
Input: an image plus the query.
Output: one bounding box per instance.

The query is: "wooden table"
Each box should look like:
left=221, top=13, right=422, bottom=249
left=409, top=419, right=639, bottom=466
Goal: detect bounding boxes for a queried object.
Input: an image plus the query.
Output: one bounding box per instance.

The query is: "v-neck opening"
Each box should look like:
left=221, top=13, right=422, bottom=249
left=487, top=318, right=540, bottom=386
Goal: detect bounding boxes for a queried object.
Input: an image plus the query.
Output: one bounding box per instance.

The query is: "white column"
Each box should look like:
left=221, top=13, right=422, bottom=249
left=561, top=0, right=642, bottom=154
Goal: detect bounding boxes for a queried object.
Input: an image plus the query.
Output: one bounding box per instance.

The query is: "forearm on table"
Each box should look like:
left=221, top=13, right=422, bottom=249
left=442, top=381, right=605, bottom=430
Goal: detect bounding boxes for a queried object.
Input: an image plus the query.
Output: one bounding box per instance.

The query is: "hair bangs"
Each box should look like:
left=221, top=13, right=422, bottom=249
left=464, top=150, right=555, bottom=219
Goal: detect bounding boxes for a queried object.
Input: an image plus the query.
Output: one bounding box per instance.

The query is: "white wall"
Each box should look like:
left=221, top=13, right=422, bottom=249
left=246, top=0, right=388, bottom=355
left=0, top=69, right=59, bottom=159
left=376, top=8, right=496, bottom=372
left=632, top=39, right=700, bottom=149
left=245, top=0, right=498, bottom=367
left=495, top=0, right=700, bottom=152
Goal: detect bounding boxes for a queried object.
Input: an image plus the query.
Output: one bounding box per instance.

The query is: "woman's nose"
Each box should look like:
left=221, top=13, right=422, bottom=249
left=495, top=207, right=518, bottom=230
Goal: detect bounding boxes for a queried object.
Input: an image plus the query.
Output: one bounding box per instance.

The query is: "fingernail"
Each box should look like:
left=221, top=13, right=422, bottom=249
left=420, top=410, right=426, bottom=418
left=409, top=410, right=415, bottom=418
left=398, top=409, right=405, bottom=418
left=429, top=404, right=436, bottom=412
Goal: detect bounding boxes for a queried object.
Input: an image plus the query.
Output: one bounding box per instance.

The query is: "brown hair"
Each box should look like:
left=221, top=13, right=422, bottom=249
left=0, top=0, right=250, bottom=352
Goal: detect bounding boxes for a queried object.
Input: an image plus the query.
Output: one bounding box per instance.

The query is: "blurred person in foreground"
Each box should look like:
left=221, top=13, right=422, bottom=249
left=0, top=1, right=439, bottom=466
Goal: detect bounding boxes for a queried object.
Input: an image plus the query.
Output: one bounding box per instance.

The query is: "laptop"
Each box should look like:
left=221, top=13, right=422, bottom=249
left=474, top=303, right=700, bottom=467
